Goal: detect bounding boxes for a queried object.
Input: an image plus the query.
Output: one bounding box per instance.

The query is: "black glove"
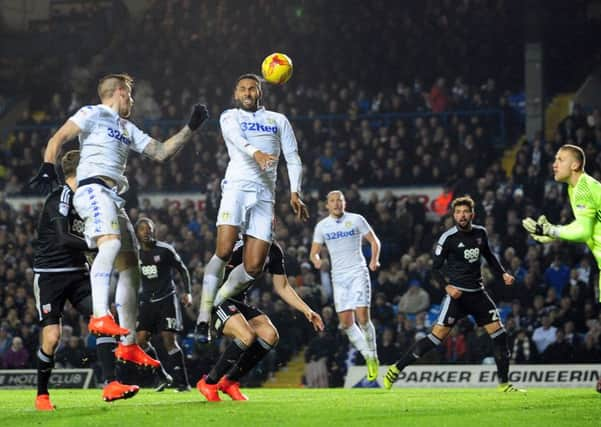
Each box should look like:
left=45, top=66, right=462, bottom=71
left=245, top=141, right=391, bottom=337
left=29, top=162, right=58, bottom=195
left=187, top=104, right=209, bottom=131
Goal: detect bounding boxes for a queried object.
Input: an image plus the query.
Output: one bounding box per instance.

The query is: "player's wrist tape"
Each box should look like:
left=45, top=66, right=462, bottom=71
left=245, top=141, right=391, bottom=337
left=244, top=144, right=259, bottom=157
left=548, top=225, right=560, bottom=238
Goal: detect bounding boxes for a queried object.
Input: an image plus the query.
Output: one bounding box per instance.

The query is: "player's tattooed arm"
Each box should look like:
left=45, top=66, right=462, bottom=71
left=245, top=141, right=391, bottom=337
left=143, top=127, right=193, bottom=162
left=144, top=103, right=208, bottom=162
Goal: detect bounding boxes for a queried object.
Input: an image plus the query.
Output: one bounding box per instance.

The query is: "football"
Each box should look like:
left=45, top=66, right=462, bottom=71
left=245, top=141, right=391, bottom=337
left=261, top=53, right=293, bottom=85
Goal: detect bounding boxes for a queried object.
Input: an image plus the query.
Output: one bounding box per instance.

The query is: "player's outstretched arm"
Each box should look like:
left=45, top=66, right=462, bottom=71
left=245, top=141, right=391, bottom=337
left=30, top=120, right=81, bottom=194
left=143, top=104, right=208, bottom=162
left=553, top=216, right=595, bottom=242
left=523, top=214, right=594, bottom=243
left=272, top=274, right=324, bottom=331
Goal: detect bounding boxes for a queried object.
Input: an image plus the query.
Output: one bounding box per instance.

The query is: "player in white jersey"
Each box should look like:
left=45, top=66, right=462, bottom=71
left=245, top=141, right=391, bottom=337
left=310, top=190, right=381, bottom=381
left=29, top=73, right=208, bottom=367
left=195, top=73, right=308, bottom=342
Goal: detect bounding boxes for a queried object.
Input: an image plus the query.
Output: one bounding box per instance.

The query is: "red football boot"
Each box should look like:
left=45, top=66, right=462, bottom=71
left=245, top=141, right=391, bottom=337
left=35, top=394, right=55, bottom=411
left=196, top=376, right=221, bottom=402
left=102, top=381, right=140, bottom=402
left=88, top=314, right=129, bottom=337
left=115, top=343, right=160, bottom=368
left=218, top=376, right=248, bottom=401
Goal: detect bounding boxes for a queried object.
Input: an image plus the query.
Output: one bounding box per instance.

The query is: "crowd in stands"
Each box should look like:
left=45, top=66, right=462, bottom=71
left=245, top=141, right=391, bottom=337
left=1, top=0, right=601, bottom=388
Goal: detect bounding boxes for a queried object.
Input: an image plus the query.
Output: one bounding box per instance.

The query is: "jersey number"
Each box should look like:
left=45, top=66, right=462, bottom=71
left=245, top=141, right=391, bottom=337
left=463, top=248, right=480, bottom=263
left=141, top=264, right=158, bottom=279
left=488, top=309, right=499, bottom=322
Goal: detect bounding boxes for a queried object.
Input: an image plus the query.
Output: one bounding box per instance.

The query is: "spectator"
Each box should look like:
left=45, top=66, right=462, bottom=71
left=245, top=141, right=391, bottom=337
left=397, top=279, right=430, bottom=314
left=532, top=315, right=558, bottom=354
left=443, top=328, right=467, bottom=362
left=377, top=328, right=401, bottom=365
left=543, top=255, right=570, bottom=297
left=2, top=336, right=29, bottom=369
left=0, top=326, right=12, bottom=357
left=511, top=329, right=537, bottom=363
left=541, top=330, right=574, bottom=363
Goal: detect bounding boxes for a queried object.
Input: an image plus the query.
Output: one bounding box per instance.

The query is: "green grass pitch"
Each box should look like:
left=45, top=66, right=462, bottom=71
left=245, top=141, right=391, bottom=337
left=1, top=388, right=599, bottom=426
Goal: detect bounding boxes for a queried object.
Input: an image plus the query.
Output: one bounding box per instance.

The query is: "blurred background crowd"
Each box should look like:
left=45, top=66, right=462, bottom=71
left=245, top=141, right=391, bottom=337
left=1, top=0, right=601, bottom=387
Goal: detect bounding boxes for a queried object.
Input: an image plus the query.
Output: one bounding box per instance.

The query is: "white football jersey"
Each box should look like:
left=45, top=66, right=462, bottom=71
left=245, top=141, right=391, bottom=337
left=69, top=104, right=151, bottom=194
left=219, top=107, right=300, bottom=200
left=313, top=212, right=373, bottom=274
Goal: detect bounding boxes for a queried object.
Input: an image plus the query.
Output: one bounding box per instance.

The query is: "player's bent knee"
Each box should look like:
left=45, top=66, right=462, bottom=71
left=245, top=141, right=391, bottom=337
left=237, top=329, right=257, bottom=347
left=244, top=264, right=262, bottom=278
left=431, top=325, right=451, bottom=340
left=215, top=248, right=233, bottom=261
left=484, top=321, right=503, bottom=335
left=259, top=326, right=279, bottom=346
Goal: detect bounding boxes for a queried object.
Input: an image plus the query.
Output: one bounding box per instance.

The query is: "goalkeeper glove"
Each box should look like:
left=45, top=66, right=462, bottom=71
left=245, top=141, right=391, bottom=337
left=530, top=234, right=556, bottom=244
left=522, top=215, right=559, bottom=242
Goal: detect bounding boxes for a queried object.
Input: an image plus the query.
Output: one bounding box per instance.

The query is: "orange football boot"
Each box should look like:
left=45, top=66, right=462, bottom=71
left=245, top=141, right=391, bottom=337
left=218, top=376, right=248, bottom=401
left=115, top=343, right=160, bottom=368
left=88, top=314, right=129, bottom=337
left=196, top=376, right=221, bottom=402
left=102, top=381, right=140, bottom=402
left=35, top=394, right=55, bottom=411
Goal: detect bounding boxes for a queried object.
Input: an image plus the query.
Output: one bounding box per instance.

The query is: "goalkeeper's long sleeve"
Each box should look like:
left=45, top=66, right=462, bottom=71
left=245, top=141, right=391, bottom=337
left=555, top=216, right=594, bottom=243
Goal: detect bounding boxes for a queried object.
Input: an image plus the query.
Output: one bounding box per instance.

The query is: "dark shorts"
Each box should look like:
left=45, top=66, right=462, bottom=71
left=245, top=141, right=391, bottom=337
left=33, top=270, right=91, bottom=327
left=213, top=298, right=264, bottom=335
left=436, top=289, right=501, bottom=327
left=137, top=293, right=183, bottom=333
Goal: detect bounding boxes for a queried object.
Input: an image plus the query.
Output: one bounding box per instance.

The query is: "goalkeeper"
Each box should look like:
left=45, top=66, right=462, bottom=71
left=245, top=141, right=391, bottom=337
left=523, top=144, right=601, bottom=303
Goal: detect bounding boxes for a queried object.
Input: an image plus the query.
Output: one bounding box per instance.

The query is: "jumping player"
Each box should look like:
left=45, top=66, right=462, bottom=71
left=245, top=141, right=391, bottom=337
left=196, top=73, right=308, bottom=342
left=30, top=73, right=208, bottom=367
left=32, top=150, right=138, bottom=410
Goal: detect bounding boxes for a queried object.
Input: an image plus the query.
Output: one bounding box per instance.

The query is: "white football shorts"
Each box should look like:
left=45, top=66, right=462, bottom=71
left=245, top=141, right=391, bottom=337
left=73, top=183, right=138, bottom=252
left=216, top=181, right=274, bottom=242
left=331, top=267, right=372, bottom=312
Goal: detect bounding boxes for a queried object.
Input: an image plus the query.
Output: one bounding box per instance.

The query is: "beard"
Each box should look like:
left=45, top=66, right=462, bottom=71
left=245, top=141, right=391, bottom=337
left=236, top=97, right=259, bottom=112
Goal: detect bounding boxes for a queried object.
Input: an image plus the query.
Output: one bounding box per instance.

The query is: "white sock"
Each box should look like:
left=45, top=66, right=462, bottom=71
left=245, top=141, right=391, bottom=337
left=90, top=239, right=121, bottom=317
left=214, top=264, right=254, bottom=306
left=197, top=255, right=226, bottom=323
left=115, top=267, right=139, bottom=345
left=360, top=321, right=378, bottom=360
left=343, top=324, right=371, bottom=361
